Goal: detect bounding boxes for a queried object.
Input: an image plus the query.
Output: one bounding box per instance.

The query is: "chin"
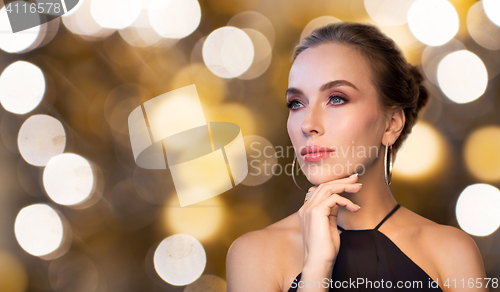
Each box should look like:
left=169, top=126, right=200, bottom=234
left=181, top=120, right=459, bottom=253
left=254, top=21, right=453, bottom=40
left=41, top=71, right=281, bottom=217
left=306, top=173, right=344, bottom=185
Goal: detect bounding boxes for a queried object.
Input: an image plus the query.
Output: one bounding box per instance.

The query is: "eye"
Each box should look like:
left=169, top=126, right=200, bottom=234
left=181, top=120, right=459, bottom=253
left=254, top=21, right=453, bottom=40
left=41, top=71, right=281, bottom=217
left=328, top=95, right=348, bottom=105
left=286, top=99, right=303, bottom=110
left=287, top=95, right=348, bottom=111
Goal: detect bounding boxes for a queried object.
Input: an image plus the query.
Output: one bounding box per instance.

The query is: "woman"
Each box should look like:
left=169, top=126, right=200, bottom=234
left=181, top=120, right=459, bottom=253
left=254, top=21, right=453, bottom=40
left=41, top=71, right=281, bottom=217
left=226, top=22, right=487, bottom=292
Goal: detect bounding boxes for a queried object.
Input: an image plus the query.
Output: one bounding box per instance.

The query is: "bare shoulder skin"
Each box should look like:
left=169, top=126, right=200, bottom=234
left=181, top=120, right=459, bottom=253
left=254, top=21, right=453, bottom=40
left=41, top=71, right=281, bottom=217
left=226, top=206, right=487, bottom=292
left=381, top=206, right=487, bottom=291
left=226, top=212, right=302, bottom=292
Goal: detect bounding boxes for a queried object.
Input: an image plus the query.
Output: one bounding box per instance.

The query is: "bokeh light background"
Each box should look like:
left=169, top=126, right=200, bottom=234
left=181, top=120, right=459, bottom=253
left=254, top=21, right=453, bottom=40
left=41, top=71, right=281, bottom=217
left=0, top=0, right=499, bottom=291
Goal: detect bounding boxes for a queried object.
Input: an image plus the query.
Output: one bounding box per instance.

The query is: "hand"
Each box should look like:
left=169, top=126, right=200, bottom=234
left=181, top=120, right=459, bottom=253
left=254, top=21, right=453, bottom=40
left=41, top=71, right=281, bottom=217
left=297, top=173, right=362, bottom=268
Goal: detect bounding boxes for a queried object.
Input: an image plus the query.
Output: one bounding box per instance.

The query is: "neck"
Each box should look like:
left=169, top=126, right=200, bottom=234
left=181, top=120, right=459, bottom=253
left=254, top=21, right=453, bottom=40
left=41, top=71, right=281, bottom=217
left=336, top=152, right=398, bottom=230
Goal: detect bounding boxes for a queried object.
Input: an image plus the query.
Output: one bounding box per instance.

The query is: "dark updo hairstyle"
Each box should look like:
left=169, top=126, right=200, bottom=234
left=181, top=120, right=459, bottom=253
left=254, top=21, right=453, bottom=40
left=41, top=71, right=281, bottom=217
left=292, top=22, right=430, bottom=155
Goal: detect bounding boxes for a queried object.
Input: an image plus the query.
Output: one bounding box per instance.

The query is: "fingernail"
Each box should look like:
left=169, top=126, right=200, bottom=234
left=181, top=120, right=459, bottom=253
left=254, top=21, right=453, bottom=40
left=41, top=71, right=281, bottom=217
left=358, top=183, right=362, bottom=186
left=356, top=205, right=361, bottom=210
left=350, top=173, right=358, bottom=178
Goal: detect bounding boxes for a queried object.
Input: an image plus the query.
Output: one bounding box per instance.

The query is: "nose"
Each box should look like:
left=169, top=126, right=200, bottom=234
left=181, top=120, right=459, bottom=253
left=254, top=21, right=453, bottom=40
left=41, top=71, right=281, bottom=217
left=300, top=102, right=324, bottom=136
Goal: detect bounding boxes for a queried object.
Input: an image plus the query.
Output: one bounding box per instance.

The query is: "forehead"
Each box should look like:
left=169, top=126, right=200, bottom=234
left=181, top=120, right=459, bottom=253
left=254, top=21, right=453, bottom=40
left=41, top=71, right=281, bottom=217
left=288, top=43, right=372, bottom=93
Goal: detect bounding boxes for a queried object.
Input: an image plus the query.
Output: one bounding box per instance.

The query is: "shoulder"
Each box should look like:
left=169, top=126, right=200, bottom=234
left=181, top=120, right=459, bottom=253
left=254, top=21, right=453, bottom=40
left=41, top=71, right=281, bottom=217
left=425, top=224, right=486, bottom=282
left=227, top=212, right=299, bottom=258
left=398, top=208, right=487, bottom=289
left=226, top=213, right=300, bottom=292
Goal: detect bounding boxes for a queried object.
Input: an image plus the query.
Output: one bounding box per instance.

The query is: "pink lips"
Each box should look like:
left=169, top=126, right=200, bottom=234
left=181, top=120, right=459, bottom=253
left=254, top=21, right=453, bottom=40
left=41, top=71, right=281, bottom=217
left=301, top=145, right=335, bottom=162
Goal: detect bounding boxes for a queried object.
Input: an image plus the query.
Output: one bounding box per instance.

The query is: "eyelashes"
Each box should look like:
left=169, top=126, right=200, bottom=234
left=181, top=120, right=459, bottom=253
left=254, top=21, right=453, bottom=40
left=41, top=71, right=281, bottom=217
left=286, top=95, right=348, bottom=110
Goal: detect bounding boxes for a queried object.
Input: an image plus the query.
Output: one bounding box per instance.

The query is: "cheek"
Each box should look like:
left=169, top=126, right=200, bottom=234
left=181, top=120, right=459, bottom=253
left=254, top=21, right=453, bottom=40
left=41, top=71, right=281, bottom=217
left=366, top=106, right=384, bottom=134
left=287, top=115, right=300, bottom=138
left=325, top=106, right=382, bottom=147
left=323, top=109, right=361, bottom=137
left=286, top=116, right=291, bottom=136
left=354, top=109, right=383, bottom=147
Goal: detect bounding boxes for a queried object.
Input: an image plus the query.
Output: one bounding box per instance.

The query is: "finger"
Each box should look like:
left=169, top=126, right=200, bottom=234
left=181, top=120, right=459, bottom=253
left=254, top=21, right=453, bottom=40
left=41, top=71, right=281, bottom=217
left=323, top=193, right=361, bottom=212
left=303, top=186, right=318, bottom=203
left=307, top=174, right=358, bottom=191
left=325, top=173, right=359, bottom=184
left=306, top=183, right=362, bottom=205
left=304, top=173, right=359, bottom=203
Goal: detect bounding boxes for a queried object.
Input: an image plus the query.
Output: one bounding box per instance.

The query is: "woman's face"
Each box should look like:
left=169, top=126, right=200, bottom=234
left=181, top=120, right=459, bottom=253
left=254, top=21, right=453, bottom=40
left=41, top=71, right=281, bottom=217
left=287, top=42, right=386, bottom=185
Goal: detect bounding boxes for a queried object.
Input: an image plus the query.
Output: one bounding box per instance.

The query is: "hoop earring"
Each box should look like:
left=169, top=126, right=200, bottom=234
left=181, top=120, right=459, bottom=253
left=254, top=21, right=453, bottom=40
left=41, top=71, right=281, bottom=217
left=384, top=141, right=393, bottom=186
left=292, top=154, right=308, bottom=191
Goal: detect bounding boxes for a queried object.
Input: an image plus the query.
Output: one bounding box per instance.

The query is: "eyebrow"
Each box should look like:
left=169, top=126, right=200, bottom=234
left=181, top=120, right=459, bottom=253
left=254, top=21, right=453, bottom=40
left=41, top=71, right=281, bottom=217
left=285, top=79, right=359, bottom=98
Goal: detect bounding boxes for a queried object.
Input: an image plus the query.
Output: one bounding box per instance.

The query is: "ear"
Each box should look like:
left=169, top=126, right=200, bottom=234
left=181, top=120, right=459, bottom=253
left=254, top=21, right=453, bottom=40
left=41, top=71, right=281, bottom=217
left=382, top=106, right=405, bottom=146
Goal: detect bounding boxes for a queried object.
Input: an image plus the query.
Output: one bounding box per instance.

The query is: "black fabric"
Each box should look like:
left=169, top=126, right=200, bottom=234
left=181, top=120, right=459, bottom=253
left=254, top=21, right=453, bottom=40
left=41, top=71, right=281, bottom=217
left=287, top=204, right=443, bottom=291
